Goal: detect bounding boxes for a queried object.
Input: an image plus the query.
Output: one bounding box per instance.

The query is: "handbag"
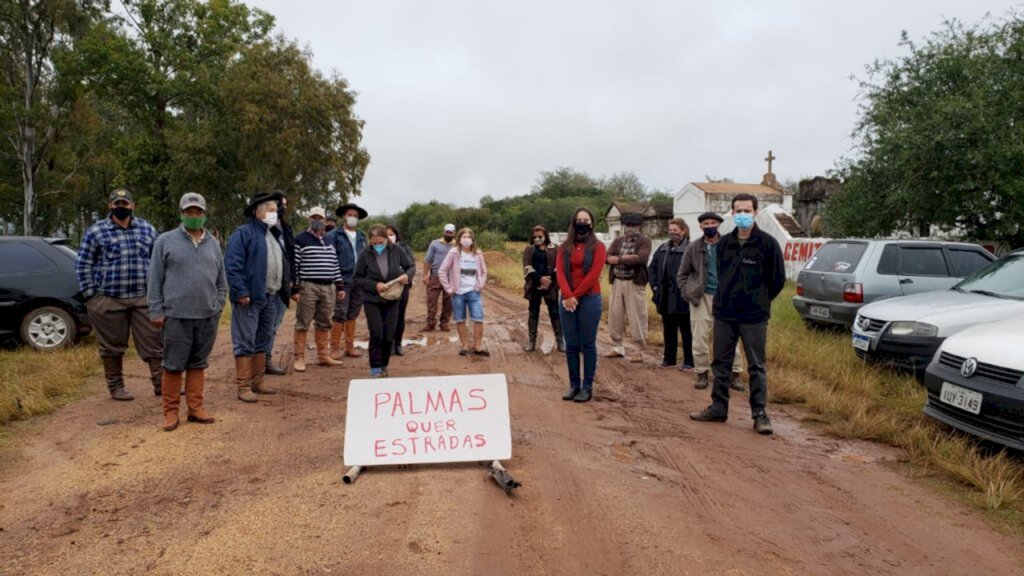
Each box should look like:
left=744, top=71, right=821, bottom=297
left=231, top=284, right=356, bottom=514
left=380, top=278, right=405, bottom=301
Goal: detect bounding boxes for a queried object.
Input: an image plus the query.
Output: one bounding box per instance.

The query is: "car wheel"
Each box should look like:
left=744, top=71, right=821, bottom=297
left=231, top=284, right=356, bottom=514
left=19, top=306, right=76, bottom=350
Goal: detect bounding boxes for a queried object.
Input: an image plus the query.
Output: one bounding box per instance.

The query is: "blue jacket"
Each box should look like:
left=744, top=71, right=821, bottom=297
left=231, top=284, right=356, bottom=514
left=327, top=227, right=367, bottom=282
left=226, top=218, right=291, bottom=305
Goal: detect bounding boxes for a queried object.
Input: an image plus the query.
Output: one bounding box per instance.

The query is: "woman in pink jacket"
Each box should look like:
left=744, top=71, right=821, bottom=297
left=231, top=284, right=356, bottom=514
left=439, top=227, right=489, bottom=356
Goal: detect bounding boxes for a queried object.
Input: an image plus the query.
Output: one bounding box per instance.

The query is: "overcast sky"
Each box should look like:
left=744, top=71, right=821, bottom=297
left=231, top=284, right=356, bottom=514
left=247, top=0, right=1020, bottom=216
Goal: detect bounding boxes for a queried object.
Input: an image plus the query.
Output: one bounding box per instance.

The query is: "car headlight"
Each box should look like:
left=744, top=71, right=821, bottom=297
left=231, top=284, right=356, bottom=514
left=888, top=321, right=938, bottom=338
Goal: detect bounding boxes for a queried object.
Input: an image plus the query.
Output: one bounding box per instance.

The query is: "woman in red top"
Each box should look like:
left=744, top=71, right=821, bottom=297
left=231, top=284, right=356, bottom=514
left=555, top=208, right=607, bottom=403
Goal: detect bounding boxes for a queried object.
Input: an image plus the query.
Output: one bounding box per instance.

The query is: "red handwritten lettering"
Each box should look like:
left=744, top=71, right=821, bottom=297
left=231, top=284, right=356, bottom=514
left=467, top=388, right=488, bottom=411
left=425, top=390, right=447, bottom=413
left=391, top=438, right=407, bottom=456
left=374, top=439, right=387, bottom=457
left=446, top=419, right=457, bottom=431
left=374, top=393, right=390, bottom=418
left=449, top=389, right=464, bottom=413
left=474, top=434, right=487, bottom=448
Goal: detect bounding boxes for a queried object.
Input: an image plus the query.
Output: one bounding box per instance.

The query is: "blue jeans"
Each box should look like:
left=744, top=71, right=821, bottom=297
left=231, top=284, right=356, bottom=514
left=231, top=295, right=278, bottom=357
left=452, top=290, right=484, bottom=323
left=560, top=293, right=602, bottom=391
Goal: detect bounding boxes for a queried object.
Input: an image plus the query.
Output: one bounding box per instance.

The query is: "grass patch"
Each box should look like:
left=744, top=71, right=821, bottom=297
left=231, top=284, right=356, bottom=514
left=0, top=338, right=100, bottom=433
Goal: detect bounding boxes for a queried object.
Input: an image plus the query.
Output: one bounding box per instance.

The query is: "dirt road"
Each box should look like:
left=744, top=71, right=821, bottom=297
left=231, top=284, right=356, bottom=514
left=1, top=277, right=1022, bottom=575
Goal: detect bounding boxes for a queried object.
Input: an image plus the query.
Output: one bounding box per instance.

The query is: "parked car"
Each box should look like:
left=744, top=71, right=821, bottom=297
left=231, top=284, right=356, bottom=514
left=793, top=239, right=995, bottom=328
left=0, top=237, right=91, bottom=350
left=851, top=249, right=1024, bottom=372
left=922, top=316, right=1024, bottom=451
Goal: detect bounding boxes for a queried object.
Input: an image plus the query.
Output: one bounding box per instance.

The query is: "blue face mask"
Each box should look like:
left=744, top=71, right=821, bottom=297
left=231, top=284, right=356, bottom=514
left=734, top=213, right=754, bottom=230
left=373, top=244, right=386, bottom=255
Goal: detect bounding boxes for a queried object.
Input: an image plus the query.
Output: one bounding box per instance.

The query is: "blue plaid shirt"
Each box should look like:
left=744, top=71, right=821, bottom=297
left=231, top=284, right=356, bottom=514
left=76, top=215, right=159, bottom=299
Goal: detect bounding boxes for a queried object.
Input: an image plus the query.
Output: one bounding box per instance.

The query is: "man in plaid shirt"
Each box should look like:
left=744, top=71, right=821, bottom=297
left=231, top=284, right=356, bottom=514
left=76, top=188, right=163, bottom=401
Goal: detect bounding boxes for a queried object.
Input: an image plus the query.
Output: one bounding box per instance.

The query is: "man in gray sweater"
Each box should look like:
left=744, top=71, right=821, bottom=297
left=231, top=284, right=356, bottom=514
left=148, top=193, right=228, bottom=431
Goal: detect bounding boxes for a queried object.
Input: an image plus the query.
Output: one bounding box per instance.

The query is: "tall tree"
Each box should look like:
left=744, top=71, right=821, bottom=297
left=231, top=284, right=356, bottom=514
left=827, top=15, right=1024, bottom=245
left=0, top=0, right=100, bottom=234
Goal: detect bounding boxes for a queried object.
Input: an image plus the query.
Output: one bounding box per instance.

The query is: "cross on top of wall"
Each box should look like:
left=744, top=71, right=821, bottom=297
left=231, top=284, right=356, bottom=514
left=765, top=150, right=776, bottom=175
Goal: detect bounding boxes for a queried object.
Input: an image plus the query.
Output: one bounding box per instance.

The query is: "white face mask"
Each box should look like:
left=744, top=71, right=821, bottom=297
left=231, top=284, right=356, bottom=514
left=262, top=212, right=278, bottom=227
left=345, top=216, right=358, bottom=228
left=460, top=237, right=473, bottom=249
left=387, top=234, right=397, bottom=243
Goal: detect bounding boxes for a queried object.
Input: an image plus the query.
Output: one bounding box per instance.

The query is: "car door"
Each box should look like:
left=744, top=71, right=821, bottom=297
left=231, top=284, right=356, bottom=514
left=896, top=244, right=955, bottom=294
left=945, top=246, right=996, bottom=280
left=0, top=242, right=59, bottom=331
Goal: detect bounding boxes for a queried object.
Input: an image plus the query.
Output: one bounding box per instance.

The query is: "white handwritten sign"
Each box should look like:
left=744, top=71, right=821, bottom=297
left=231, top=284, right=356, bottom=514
left=343, top=373, right=512, bottom=466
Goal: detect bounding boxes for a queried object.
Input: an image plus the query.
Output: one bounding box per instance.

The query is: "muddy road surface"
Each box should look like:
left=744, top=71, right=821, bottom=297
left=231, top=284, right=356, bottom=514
left=1, top=278, right=1022, bottom=575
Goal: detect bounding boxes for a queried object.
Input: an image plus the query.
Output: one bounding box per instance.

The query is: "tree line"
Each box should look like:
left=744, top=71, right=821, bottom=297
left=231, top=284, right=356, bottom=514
left=1, top=0, right=369, bottom=239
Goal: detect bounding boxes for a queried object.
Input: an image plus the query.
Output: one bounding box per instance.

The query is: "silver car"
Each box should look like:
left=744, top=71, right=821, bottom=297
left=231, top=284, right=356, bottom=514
left=793, top=239, right=995, bottom=327
left=851, top=249, right=1024, bottom=373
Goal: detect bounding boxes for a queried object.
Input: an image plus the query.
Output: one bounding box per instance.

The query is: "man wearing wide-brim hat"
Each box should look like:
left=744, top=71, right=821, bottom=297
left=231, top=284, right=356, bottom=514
left=326, top=202, right=369, bottom=360
left=225, top=192, right=292, bottom=402
left=605, top=212, right=652, bottom=363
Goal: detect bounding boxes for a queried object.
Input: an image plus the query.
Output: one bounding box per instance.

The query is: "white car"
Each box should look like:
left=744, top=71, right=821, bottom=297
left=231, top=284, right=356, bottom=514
left=851, top=249, right=1024, bottom=373
left=923, top=316, right=1024, bottom=450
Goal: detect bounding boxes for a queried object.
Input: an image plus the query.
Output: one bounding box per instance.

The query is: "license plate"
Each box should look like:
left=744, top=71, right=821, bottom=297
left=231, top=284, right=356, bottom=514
left=852, top=334, right=870, bottom=351
left=940, top=382, right=982, bottom=415
left=809, top=305, right=831, bottom=319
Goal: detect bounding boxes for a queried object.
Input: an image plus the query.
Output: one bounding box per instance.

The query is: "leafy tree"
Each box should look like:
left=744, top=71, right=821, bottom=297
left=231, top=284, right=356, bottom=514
left=827, top=15, right=1024, bottom=245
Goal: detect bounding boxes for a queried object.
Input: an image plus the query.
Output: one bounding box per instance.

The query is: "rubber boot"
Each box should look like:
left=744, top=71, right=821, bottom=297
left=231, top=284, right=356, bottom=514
left=161, top=370, right=182, bottom=431
left=103, top=356, right=133, bottom=401
left=344, top=320, right=363, bottom=357
left=524, top=314, right=538, bottom=352
left=316, top=329, right=343, bottom=366
left=293, top=331, right=308, bottom=372
left=329, top=322, right=345, bottom=361
left=235, top=355, right=257, bottom=403
left=552, top=315, right=566, bottom=352
left=251, top=354, right=277, bottom=395
left=184, top=369, right=214, bottom=424
left=148, top=358, right=164, bottom=396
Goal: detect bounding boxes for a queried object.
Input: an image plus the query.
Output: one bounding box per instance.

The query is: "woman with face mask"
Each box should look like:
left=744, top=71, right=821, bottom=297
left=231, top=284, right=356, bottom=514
left=352, top=224, right=416, bottom=378
left=438, top=227, right=490, bottom=356
left=555, top=208, right=607, bottom=403
left=647, top=218, right=694, bottom=370
left=521, top=225, right=563, bottom=352
left=386, top=224, right=416, bottom=356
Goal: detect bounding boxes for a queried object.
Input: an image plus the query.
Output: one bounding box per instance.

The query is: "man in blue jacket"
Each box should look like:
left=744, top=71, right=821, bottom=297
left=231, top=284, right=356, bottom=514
left=226, top=193, right=291, bottom=403
left=327, top=202, right=368, bottom=360
left=690, top=193, right=785, bottom=435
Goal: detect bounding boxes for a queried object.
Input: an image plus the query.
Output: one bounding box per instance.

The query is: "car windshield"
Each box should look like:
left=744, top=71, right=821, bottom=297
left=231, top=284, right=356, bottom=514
left=55, top=245, right=77, bottom=260
left=953, top=254, right=1024, bottom=299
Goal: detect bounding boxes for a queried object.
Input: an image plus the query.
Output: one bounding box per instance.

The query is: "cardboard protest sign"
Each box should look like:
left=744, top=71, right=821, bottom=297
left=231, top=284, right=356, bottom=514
left=343, top=373, right=512, bottom=466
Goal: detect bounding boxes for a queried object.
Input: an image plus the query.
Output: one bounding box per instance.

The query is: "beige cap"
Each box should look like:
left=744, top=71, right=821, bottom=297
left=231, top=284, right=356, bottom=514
left=309, top=206, right=326, bottom=218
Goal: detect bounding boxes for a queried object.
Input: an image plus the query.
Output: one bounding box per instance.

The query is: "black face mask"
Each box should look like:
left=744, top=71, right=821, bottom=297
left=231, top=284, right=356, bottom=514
left=574, top=222, right=592, bottom=236
left=111, top=206, right=133, bottom=220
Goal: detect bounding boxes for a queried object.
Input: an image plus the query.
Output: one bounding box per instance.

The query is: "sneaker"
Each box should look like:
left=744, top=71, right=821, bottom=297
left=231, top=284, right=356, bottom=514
left=603, top=349, right=625, bottom=358
left=689, top=406, right=727, bottom=422
left=659, top=361, right=674, bottom=369
left=458, top=349, right=469, bottom=356
left=730, top=372, right=747, bottom=392
left=679, top=363, right=694, bottom=372
left=562, top=388, right=580, bottom=401
left=694, top=372, right=709, bottom=390
left=572, top=389, right=592, bottom=403
left=753, top=413, right=774, bottom=435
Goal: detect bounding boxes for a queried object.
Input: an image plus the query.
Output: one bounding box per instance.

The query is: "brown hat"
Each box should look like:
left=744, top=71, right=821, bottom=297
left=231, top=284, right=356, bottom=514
left=335, top=203, right=368, bottom=220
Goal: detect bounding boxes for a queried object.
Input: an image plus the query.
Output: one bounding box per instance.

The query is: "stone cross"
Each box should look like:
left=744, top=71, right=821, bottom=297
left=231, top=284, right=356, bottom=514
left=764, top=150, right=776, bottom=174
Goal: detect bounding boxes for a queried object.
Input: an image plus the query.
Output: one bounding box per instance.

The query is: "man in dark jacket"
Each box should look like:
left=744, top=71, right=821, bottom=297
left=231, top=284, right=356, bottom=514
left=225, top=193, right=291, bottom=403
left=605, top=212, right=652, bottom=363
left=327, top=203, right=369, bottom=359
left=265, top=191, right=295, bottom=375
left=690, top=194, right=785, bottom=435
left=648, top=218, right=693, bottom=370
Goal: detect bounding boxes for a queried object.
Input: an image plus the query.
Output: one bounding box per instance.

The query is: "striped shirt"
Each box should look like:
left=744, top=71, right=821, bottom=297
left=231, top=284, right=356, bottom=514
left=294, top=230, right=343, bottom=285
left=76, top=215, right=158, bottom=299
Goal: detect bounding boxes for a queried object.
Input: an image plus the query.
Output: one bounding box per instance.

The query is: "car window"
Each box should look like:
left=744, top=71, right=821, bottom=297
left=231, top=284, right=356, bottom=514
left=954, top=254, right=1024, bottom=299
left=947, top=248, right=993, bottom=277
left=55, top=245, right=77, bottom=260
left=0, top=243, right=57, bottom=274
left=877, top=244, right=899, bottom=275
left=898, top=246, right=948, bottom=276
left=805, top=241, right=867, bottom=273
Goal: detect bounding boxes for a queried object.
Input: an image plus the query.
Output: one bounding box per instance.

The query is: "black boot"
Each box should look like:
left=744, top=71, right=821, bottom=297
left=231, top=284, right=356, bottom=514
left=147, top=358, right=163, bottom=396
left=562, top=387, right=579, bottom=401
left=103, top=356, right=133, bottom=401
left=552, top=316, right=565, bottom=352
left=393, top=342, right=404, bottom=356
left=524, top=313, right=539, bottom=352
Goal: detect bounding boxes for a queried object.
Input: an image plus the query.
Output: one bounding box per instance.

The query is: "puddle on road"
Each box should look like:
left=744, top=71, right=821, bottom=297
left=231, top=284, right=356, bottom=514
left=351, top=335, right=460, bottom=350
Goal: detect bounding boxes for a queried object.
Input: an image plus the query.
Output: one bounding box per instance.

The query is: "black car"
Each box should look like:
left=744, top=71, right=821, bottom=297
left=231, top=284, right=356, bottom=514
left=0, top=237, right=91, bottom=350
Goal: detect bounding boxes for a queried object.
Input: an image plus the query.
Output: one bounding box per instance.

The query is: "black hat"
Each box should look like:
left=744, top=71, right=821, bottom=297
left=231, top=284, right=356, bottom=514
left=622, top=212, right=643, bottom=226
left=335, top=203, right=368, bottom=220
left=697, top=212, right=724, bottom=224
left=244, top=192, right=278, bottom=217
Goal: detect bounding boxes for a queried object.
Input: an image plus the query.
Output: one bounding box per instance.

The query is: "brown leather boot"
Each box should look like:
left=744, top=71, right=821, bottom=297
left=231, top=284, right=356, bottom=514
left=103, top=356, right=133, bottom=401
left=344, top=320, right=363, bottom=358
left=148, top=358, right=163, bottom=396
left=161, top=370, right=182, bottom=431
left=329, top=322, right=344, bottom=361
left=235, top=355, right=257, bottom=403
left=293, top=330, right=308, bottom=372
left=251, top=354, right=277, bottom=395
left=184, top=369, right=214, bottom=424
left=316, top=329, right=344, bottom=366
